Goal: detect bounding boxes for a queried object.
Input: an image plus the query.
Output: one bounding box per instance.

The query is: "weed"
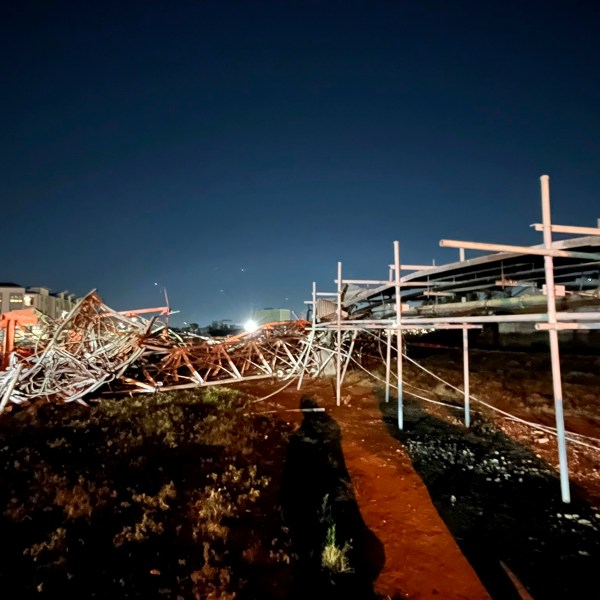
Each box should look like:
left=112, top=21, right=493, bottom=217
left=24, top=527, right=67, bottom=562
left=319, top=493, right=353, bottom=573
left=113, top=482, right=176, bottom=546
left=321, top=524, right=353, bottom=573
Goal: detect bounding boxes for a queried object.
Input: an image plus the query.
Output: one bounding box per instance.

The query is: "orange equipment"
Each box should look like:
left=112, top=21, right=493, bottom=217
left=0, top=308, right=39, bottom=370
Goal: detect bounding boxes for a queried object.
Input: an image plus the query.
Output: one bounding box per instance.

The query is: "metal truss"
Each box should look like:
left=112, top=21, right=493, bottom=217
left=123, top=320, right=314, bottom=393
left=0, top=299, right=320, bottom=409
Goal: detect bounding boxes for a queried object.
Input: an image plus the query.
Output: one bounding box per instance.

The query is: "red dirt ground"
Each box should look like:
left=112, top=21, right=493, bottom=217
left=241, top=347, right=600, bottom=600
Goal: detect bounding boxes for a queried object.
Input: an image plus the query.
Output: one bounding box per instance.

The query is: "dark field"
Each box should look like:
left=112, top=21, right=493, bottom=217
left=1, top=348, right=600, bottom=599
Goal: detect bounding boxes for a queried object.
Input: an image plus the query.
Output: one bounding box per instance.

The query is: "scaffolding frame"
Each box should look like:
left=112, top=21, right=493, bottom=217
left=305, top=175, right=600, bottom=503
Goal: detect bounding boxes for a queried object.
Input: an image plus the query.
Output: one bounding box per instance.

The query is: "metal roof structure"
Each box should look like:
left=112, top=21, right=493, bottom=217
left=343, top=235, right=600, bottom=320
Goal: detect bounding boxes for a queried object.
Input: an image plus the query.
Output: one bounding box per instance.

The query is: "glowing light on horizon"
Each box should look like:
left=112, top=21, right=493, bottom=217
left=244, top=319, right=258, bottom=333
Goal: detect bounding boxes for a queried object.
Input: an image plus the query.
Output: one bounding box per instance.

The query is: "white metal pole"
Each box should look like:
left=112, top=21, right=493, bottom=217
left=297, top=281, right=317, bottom=390
left=336, top=261, right=342, bottom=407
left=531, top=223, right=600, bottom=235
left=461, top=297, right=471, bottom=426
left=394, top=241, right=403, bottom=429
left=440, top=238, right=600, bottom=260
left=312, top=281, right=316, bottom=329
left=385, top=328, right=391, bottom=403
left=541, top=174, right=570, bottom=503
left=462, top=326, right=470, bottom=427
left=459, top=247, right=465, bottom=262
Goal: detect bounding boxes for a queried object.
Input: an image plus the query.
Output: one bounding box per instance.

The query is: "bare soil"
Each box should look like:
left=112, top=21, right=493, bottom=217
left=1, top=348, right=599, bottom=599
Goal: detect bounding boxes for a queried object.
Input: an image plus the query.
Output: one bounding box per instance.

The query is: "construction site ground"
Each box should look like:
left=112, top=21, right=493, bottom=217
left=1, top=347, right=599, bottom=599
left=247, top=345, right=600, bottom=599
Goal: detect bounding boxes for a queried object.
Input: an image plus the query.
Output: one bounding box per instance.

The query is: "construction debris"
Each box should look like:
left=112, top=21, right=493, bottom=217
left=0, top=291, right=317, bottom=412
left=0, top=292, right=149, bottom=409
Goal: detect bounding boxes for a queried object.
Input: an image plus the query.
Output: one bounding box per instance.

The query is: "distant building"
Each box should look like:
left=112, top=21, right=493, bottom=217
left=0, top=283, right=26, bottom=313
left=50, top=290, right=78, bottom=318
left=251, top=308, right=295, bottom=325
left=207, top=320, right=243, bottom=337
left=0, top=283, right=81, bottom=319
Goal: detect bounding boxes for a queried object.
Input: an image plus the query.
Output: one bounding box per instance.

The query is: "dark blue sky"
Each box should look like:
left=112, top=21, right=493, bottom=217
left=2, top=1, right=598, bottom=325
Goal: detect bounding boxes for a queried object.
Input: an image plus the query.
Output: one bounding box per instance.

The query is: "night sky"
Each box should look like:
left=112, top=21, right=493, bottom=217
left=2, top=1, right=598, bottom=326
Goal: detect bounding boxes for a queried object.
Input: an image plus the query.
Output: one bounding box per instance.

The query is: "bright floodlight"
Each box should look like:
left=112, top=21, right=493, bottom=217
left=244, top=319, right=258, bottom=333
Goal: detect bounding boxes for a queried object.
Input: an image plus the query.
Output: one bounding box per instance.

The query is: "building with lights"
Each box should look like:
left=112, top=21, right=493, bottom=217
left=0, top=283, right=81, bottom=319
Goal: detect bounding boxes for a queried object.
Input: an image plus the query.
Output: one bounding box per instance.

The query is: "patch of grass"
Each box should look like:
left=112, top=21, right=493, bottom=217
left=0, top=386, right=293, bottom=598
left=320, top=494, right=353, bottom=574
left=113, top=481, right=176, bottom=546
left=321, top=523, right=352, bottom=573
left=201, top=386, right=242, bottom=409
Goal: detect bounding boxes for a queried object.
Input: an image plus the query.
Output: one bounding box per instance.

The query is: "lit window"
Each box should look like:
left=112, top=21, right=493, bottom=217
left=9, top=294, right=24, bottom=310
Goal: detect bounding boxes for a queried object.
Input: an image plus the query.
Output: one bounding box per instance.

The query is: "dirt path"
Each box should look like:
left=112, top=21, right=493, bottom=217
left=250, top=381, right=490, bottom=599
left=336, top=404, right=490, bottom=600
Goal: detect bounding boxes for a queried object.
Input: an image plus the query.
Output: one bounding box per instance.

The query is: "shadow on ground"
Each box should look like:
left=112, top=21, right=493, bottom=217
left=379, top=396, right=600, bottom=599
left=281, top=396, right=386, bottom=599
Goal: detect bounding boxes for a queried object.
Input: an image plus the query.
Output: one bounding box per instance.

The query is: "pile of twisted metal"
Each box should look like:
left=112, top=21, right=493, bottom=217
left=0, top=291, right=322, bottom=413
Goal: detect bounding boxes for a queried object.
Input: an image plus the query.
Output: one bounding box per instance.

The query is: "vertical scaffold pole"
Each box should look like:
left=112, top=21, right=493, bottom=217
left=394, top=241, right=403, bottom=429
left=461, top=296, right=471, bottom=427
left=385, top=327, right=392, bottom=403
left=462, top=327, right=470, bottom=427
left=312, top=281, right=316, bottom=329
left=336, top=261, right=342, bottom=407
left=297, top=281, right=317, bottom=390
left=541, top=174, right=570, bottom=503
